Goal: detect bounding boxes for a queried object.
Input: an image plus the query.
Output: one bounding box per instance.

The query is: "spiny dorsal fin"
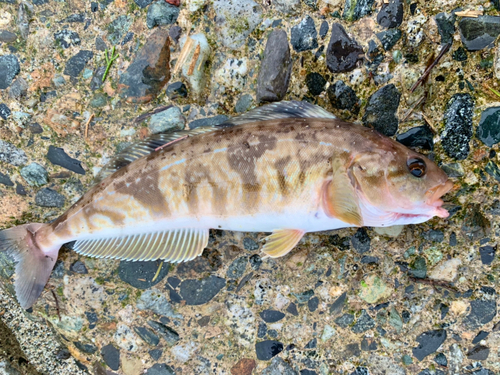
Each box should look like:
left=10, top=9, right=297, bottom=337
left=94, top=127, right=216, bottom=183
left=221, top=100, right=336, bottom=127
left=73, top=228, right=209, bottom=263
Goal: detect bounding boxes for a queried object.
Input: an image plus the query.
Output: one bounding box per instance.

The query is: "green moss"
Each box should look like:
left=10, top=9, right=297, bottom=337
left=95, top=277, right=105, bottom=285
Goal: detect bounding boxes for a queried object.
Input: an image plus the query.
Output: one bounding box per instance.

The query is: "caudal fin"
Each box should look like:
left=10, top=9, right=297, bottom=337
left=0, top=223, right=60, bottom=309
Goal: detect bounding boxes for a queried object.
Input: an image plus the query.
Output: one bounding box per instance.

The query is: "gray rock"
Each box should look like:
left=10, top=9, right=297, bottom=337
left=0, top=55, right=20, bottom=89
left=149, top=107, right=186, bottom=134
left=147, top=321, right=180, bottom=347
left=90, top=93, right=108, bottom=108
left=376, top=28, right=402, bottom=51
left=463, top=300, right=497, bottom=329
left=326, top=23, right=363, bottom=73
left=20, top=163, right=48, bottom=187
left=101, top=344, right=120, bottom=371
left=256, top=29, right=292, bottom=103
left=145, top=363, right=175, bottom=375
left=189, top=115, right=228, bottom=129
left=376, top=0, right=403, bottom=28
left=107, top=15, right=132, bottom=45
left=0, top=172, right=14, bottom=187
left=0, top=30, right=17, bottom=43
left=35, top=188, right=66, bottom=208
left=435, top=12, right=456, bottom=45
left=137, top=289, right=182, bottom=319
left=261, top=357, right=297, bottom=375
left=63, top=50, right=93, bottom=78
left=413, top=330, right=447, bottom=361
left=165, top=82, right=188, bottom=99
left=54, top=29, right=81, bottom=49
left=235, top=94, right=254, bottom=113
left=0, top=140, right=27, bottom=166
left=179, top=275, right=226, bottom=305
left=351, top=310, right=375, bottom=333
left=146, top=2, right=179, bottom=29
left=46, top=146, right=86, bottom=175
left=343, top=0, right=376, bottom=21
left=213, top=0, right=263, bottom=49
left=327, top=80, right=360, bottom=115
left=134, top=0, right=152, bottom=9
left=290, top=16, right=318, bottom=52
left=477, top=106, right=500, bottom=147
left=134, top=326, right=160, bottom=346
left=0, top=104, right=11, bottom=120
left=362, top=84, right=401, bottom=136
left=226, top=256, right=248, bottom=279
left=459, top=16, right=500, bottom=51
left=441, top=93, right=474, bottom=160
left=8, top=78, right=28, bottom=99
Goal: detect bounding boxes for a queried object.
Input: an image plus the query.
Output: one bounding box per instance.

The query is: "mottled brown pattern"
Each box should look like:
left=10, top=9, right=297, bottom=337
left=274, top=156, right=292, bottom=196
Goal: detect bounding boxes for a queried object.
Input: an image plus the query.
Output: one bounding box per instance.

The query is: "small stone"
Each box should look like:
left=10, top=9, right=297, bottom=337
left=485, top=160, right=500, bottom=182
left=352, top=310, right=375, bottom=333
left=0, top=55, right=20, bottom=89
left=291, top=16, right=318, bottom=52
left=327, top=80, right=360, bottom=115
left=54, top=29, right=80, bottom=49
left=169, top=26, right=182, bottom=44
left=428, top=258, right=461, bottom=282
left=256, top=29, right=292, bottom=103
left=137, top=289, right=181, bottom=318
left=35, top=188, right=65, bottom=208
left=362, top=84, right=401, bottom=136
left=0, top=30, right=17, bottom=43
left=286, top=302, right=298, bottom=316
left=376, top=28, right=402, bottom=51
left=179, top=33, right=211, bottom=96
left=257, top=322, right=267, bottom=338
left=166, top=82, right=188, bottom=100
left=479, top=245, right=496, bottom=265
left=377, top=0, right=403, bottom=28
left=189, top=115, right=229, bottom=129
left=401, top=354, right=413, bottom=365
left=145, top=363, right=175, bottom=375
left=95, top=37, right=107, bottom=51
left=146, top=2, right=180, bottom=29
left=231, top=358, right=256, bottom=375
left=335, top=313, right=354, bottom=328
left=452, top=47, right=467, bottom=61
left=261, top=357, right=295, bottom=374
left=434, top=353, right=447, bottom=366
left=147, top=321, right=180, bottom=346
left=62, top=13, right=85, bottom=22
left=477, top=107, right=500, bottom=147
left=89, top=93, right=107, bottom=108
left=308, top=296, right=319, bottom=312
left=412, top=330, right=447, bottom=361
left=134, top=0, right=152, bottom=8
left=343, top=0, right=376, bottom=22
left=0, top=172, right=14, bottom=187
left=255, top=340, right=283, bottom=361
left=293, top=289, right=314, bottom=304
left=74, top=341, right=97, bottom=354
left=149, top=107, right=185, bottom=134
left=101, top=344, right=120, bottom=371
left=235, top=94, right=254, bottom=113
left=435, top=12, right=456, bottom=45
left=119, top=28, right=171, bottom=103
left=472, top=331, right=489, bottom=344
left=179, top=275, right=226, bottom=305
left=149, top=349, right=162, bottom=360
left=118, top=260, right=169, bottom=289
left=0, top=103, right=11, bottom=120
left=69, top=260, right=88, bottom=274
left=410, top=256, right=427, bottom=278
left=463, top=300, right=497, bottom=329
left=351, top=228, right=370, bottom=254
left=326, top=23, right=363, bottom=73
left=260, top=310, right=285, bottom=323
left=396, top=125, right=433, bottom=150
left=46, top=146, right=85, bottom=175
left=63, top=50, right=93, bottom=78
left=8, top=77, right=28, bottom=99
left=305, top=72, right=326, bottom=96
left=389, top=307, right=403, bottom=332
left=134, top=326, right=160, bottom=346
left=467, top=345, right=490, bottom=360
left=321, top=325, right=336, bottom=342
left=107, top=15, right=132, bottom=45
left=226, top=256, right=248, bottom=279
left=459, top=16, right=500, bottom=51
left=461, top=203, right=491, bottom=242
left=359, top=275, right=392, bottom=304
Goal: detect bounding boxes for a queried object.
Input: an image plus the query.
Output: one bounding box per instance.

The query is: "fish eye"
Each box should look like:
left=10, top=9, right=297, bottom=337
left=407, top=158, right=426, bottom=178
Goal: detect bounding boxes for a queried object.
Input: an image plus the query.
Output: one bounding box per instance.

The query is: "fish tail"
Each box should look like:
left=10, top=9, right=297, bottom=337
left=0, top=223, right=60, bottom=309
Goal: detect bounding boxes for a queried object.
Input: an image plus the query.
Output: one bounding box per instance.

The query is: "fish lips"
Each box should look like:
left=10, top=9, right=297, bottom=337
left=424, top=179, right=454, bottom=218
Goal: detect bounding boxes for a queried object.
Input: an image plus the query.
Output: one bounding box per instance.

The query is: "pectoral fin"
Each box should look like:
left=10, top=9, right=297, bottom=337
left=261, top=229, right=305, bottom=258
left=322, top=158, right=362, bottom=226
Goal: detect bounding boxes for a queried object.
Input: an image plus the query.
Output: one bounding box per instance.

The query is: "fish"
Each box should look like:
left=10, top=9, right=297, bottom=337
left=0, top=101, right=453, bottom=309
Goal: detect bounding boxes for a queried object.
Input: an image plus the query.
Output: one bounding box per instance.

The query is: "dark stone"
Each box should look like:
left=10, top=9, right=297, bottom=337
left=9, top=78, right=28, bottom=99
left=467, top=345, right=490, bottom=360
left=304, top=338, right=317, bottom=349
left=55, top=348, right=71, bottom=359
left=423, top=230, right=444, bottom=243
left=145, top=363, right=175, bottom=375
left=169, top=26, right=182, bottom=44
left=257, top=322, right=267, bottom=338
left=412, top=330, right=447, bottom=361
left=305, top=73, right=326, bottom=96
left=343, top=0, right=376, bottom=22
left=179, top=275, right=226, bottom=305
left=350, top=368, right=369, bottom=375
left=485, top=160, right=500, bottom=182
left=286, top=302, right=299, bottom=316
left=249, top=254, right=262, bottom=270
left=119, top=28, right=171, bottom=104
left=459, top=16, right=500, bottom=51
left=70, top=260, right=88, bottom=274
left=0, top=172, right=14, bottom=187
left=147, top=321, right=180, bottom=346
left=327, top=80, right=360, bottom=115
left=243, top=237, right=259, bottom=251
left=461, top=204, right=491, bottom=242
left=344, top=343, right=361, bottom=357
left=0, top=103, right=11, bottom=120
left=452, top=46, right=467, bottom=61
left=62, top=13, right=85, bottom=22
left=166, top=82, right=188, bottom=99
left=361, top=338, right=377, bottom=351
left=54, top=30, right=81, bottom=48
left=46, top=146, right=85, bottom=175
left=226, top=256, right=247, bottom=279
left=63, top=50, right=93, bottom=78
left=396, top=125, right=434, bottom=150
left=362, top=84, right=401, bottom=136
left=134, top=0, right=152, bottom=8
left=330, top=292, right=347, bottom=316
left=260, top=309, right=285, bottom=323
left=255, top=340, right=283, bottom=361
left=293, top=289, right=314, bottom=304
left=35, top=188, right=65, bottom=208
left=377, top=0, right=403, bottom=28
left=351, top=310, right=375, bottom=333
left=118, top=260, right=169, bottom=289
left=410, top=256, right=427, bottom=279
left=361, top=256, right=378, bottom=264
left=435, top=12, right=456, bottom=45
left=95, top=37, right=107, bottom=51
left=90, top=66, right=106, bottom=91
left=167, top=276, right=181, bottom=289
left=121, top=32, right=134, bottom=45
left=189, top=115, right=229, bottom=129
left=101, top=344, right=120, bottom=371
left=0, top=30, right=17, bottom=43
left=319, top=21, right=329, bottom=38
left=328, top=234, right=351, bottom=250
left=16, top=183, right=27, bottom=196
left=291, top=16, right=318, bottom=52
left=301, top=370, right=318, bottom=375
left=441, top=93, right=474, bottom=160
left=0, top=55, right=20, bottom=89
left=479, top=245, right=496, bottom=265
left=85, top=311, right=98, bottom=324
left=473, top=330, right=489, bottom=344
left=91, top=2, right=98, bottom=11
left=256, top=29, right=292, bottom=103
left=308, top=296, right=319, bottom=312
left=351, top=228, right=370, bottom=254
left=149, top=349, right=162, bottom=360
left=376, top=28, right=402, bottom=51
left=463, top=300, right=497, bottom=329
left=134, top=326, right=160, bottom=346
left=107, top=15, right=132, bottom=45
left=335, top=313, right=354, bottom=328
left=477, top=106, right=500, bottom=147
left=326, top=23, right=363, bottom=73
left=146, top=2, right=180, bottom=29
left=74, top=341, right=97, bottom=354
left=402, top=310, right=411, bottom=323
left=434, top=352, right=447, bottom=366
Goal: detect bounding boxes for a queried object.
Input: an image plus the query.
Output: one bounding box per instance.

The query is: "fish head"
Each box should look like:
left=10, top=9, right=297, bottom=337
left=348, top=138, right=453, bottom=225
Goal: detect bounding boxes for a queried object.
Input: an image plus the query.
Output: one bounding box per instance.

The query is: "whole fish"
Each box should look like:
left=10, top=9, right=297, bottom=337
left=0, top=101, right=453, bottom=308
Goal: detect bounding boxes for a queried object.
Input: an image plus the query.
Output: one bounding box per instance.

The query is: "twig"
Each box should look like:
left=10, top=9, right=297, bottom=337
left=188, top=44, right=201, bottom=76
left=102, top=46, right=119, bottom=83
left=151, top=262, right=163, bottom=282
left=408, top=276, right=459, bottom=293
left=483, top=83, right=500, bottom=99
left=401, top=95, right=426, bottom=122
left=455, top=10, right=483, bottom=17
left=133, top=105, right=173, bottom=124
left=50, top=290, right=61, bottom=321
left=173, top=31, right=193, bottom=75
left=84, top=113, right=94, bottom=138
left=410, top=43, right=451, bottom=93
left=421, top=112, right=437, bottom=134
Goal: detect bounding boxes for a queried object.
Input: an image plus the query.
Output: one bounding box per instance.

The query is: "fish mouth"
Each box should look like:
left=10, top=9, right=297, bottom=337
left=425, top=179, right=454, bottom=218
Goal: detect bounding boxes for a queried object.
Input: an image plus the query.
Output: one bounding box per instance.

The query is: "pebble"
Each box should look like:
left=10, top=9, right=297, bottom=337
left=351, top=228, right=370, bottom=254
left=101, top=344, right=120, bottom=371
left=461, top=203, right=491, bottom=242
left=272, top=0, right=300, bottom=14
left=0, top=30, right=16, bottom=43
left=305, top=72, right=326, bottom=96
left=62, top=13, right=85, bottom=23
left=118, top=260, right=169, bottom=289
left=326, top=23, right=363, bottom=73
left=134, top=326, right=160, bottom=346
left=63, top=50, right=93, bottom=78
left=255, top=340, right=283, bottom=361
left=189, top=115, right=228, bottom=129
left=178, top=33, right=211, bottom=96
left=70, top=260, right=88, bottom=274
left=46, top=146, right=85, bottom=175
left=459, top=16, right=500, bottom=51
left=291, top=16, right=318, bottom=52
left=73, top=341, right=97, bottom=354
left=146, top=2, right=179, bottom=29
left=137, top=289, right=181, bottom=318
left=362, top=84, right=401, bottom=136
left=34, top=188, right=65, bottom=207
left=147, top=321, right=180, bottom=346
left=396, top=125, right=433, bottom=150
left=463, top=300, right=497, bottom=329
left=0, top=172, right=14, bottom=187
left=169, top=25, right=182, bottom=44
left=149, top=106, right=185, bottom=134
left=226, top=256, right=248, bottom=279
left=377, top=0, right=403, bottom=28
left=260, top=309, right=285, bottom=323
left=0, top=54, right=20, bottom=89
left=472, top=331, right=489, bottom=344
left=145, top=363, right=175, bottom=375
left=107, top=15, right=132, bottom=45
left=435, top=12, right=455, bottom=45
left=467, top=345, right=490, bottom=360
left=90, top=93, right=107, bottom=108
left=235, top=94, right=254, bottom=113
left=343, top=0, right=375, bottom=21
left=327, top=80, right=360, bottom=115
left=351, top=310, right=375, bottom=333
left=54, top=29, right=80, bottom=48
left=479, top=245, right=496, bottom=265
left=319, top=21, right=328, bottom=38
left=358, top=275, right=392, bottom=304
left=20, top=163, right=48, bottom=187
left=165, top=82, right=188, bottom=100
left=257, top=29, right=292, bottom=103
left=434, top=353, right=447, bottom=367
left=335, top=313, right=354, bottom=328
left=410, top=256, right=427, bottom=278
left=134, top=0, right=151, bottom=8
left=8, top=77, right=28, bottom=99
left=412, top=330, right=447, bottom=361
left=179, top=275, right=226, bottom=305
left=213, top=0, right=263, bottom=49
left=477, top=106, right=500, bottom=147
left=261, top=357, right=295, bottom=374
left=376, top=29, right=402, bottom=51
left=119, top=28, right=171, bottom=103
left=0, top=103, right=11, bottom=119
left=148, top=349, right=162, bottom=360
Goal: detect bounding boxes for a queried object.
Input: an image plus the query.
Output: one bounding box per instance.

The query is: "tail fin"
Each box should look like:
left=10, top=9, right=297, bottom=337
left=0, top=223, right=60, bottom=309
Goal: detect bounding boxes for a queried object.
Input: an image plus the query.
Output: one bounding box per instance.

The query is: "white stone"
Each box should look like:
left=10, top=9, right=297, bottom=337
left=114, top=324, right=140, bottom=352
left=374, top=225, right=404, bottom=237
left=179, top=33, right=211, bottom=96
left=214, top=58, right=248, bottom=92
left=171, top=342, right=198, bottom=362
left=186, top=0, right=207, bottom=12
left=428, top=258, right=461, bottom=282
left=321, top=325, right=336, bottom=341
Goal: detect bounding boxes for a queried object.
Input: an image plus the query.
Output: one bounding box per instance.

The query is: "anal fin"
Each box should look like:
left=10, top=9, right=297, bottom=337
left=74, top=228, right=209, bottom=263
left=261, top=229, right=305, bottom=258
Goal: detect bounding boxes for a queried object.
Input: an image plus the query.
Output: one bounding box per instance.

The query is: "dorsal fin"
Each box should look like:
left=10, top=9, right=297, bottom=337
left=94, top=126, right=216, bottom=183
left=221, top=100, right=336, bottom=127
